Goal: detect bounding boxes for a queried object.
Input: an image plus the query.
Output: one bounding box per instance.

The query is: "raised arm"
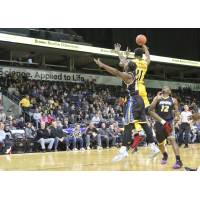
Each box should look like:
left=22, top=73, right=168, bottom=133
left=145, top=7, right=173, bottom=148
left=149, top=92, right=163, bottom=111
left=94, top=58, right=132, bottom=80
left=113, top=43, right=127, bottom=67
left=142, top=45, right=150, bottom=66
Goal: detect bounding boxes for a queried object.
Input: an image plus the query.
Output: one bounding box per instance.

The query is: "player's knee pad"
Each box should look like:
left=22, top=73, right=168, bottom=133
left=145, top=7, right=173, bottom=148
left=145, top=107, right=151, bottom=116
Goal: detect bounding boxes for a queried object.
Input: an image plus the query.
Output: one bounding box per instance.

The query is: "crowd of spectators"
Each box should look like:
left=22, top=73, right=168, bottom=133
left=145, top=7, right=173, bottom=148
left=0, top=71, right=200, bottom=154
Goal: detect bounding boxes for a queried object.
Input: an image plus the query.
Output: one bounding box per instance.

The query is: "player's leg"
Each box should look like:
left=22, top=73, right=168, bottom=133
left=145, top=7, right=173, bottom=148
left=178, top=125, right=184, bottom=147
left=158, top=143, right=169, bottom=164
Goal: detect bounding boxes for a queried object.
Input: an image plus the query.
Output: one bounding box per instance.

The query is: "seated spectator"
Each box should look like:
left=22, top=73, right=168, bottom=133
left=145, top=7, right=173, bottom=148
left=99, top=123, right=116, bottom=148
left=37, top=122, right=54, bottom=152
left=33, top=108, right=42, bottom=128
left=32, top=88, right=39, bottom=97
left=66, top=97, right=70, bottom=104
left=106, top=92, right=111, bottom=99
left=49, top=97, right=54, bottom=105
left=18, top=117, right=26, bottom=129
left=85, top=122, right=102, bottom=150
left=14, top=88, right=20, bottom=98
left=40, top=113, right=48, bottom=124
left=6, top=108, right=14, bottom=119
left=49, top=109, right=56, bottom=120
left=62, top=120, right=69, bottom=129
left=47, top=114, right=55, bottom=123
left=8, top=120, right=16, bottom=130
left=70, top=124, right=85, bottom=151
left=69, top=114, right=77, bottom=124
left=82, top=97, right=89, bottom=106
left=91, top=113, right=100, bottom=126
left=0, top=123, right=12, bottom=154
left=90, top=110, right=96, bottom=120
left=117, top=107, right=124, bottom=117
left=50, top=121, right=71, bottom=151
left=77, top=91, right=83, bottom=99
left=12, top=118, right=19, bottom=129
left=0, top=109, right=6, bottom=122
left=114, top=113, right=121, bottom=122
left=92, top=92, right=98, bottom=99
left=109, top=114, right=115, bottom=124
left=76, top=115, right=82, bottom=123
left=54, top=100, right=59, bottom=107
left=83, top=114, right=90, bottom=124
left=25, top=122, right=36, bottom=138
left=109, top=124, right=121, bottom=148
left=63, top=103, right=70, bottom=114
left=83, top=106, right=90, bottom=117
left=56, top=110, right=64, bottom=121
left=69, top=106, right=76, bottom=116
left=137, top=128, right=147, bottom=147
left=77, top=99, right=82, bottom=107
left=86, top=90, right=90, bottom=97
left=52, top=83, right=58, bottom=91
left=56, top=117, right=62, bottom=128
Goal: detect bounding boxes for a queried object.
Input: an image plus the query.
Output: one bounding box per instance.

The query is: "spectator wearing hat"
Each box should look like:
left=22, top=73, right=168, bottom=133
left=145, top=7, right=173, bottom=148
left=0, top=109, right=6, bottom=122
left=6, top=108, right=14, bottom=120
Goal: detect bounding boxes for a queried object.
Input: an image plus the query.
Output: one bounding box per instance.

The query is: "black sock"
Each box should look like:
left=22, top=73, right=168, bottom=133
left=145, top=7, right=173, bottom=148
left=163, top=152, right=168, bottom=157
left=176, top=155, right=180, bottom=161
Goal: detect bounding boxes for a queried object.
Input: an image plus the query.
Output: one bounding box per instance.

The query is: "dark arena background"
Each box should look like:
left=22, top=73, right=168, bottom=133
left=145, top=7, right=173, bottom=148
left=0, top=28, right=200, bottom=171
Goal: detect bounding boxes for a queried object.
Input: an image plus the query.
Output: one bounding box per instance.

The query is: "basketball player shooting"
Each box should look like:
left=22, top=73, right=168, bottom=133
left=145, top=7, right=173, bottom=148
left=149, top=86, right=183, bottom=169
left=94, top=43, right=160, bottom=162
left=119, top=42, right=172, bottom=149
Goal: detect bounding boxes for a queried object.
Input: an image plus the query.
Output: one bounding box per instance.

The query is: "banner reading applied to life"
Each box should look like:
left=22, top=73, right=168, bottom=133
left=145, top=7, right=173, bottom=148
left=0, top=33, right=200, bottom=67
left=1, top=66, right=200, bottom=91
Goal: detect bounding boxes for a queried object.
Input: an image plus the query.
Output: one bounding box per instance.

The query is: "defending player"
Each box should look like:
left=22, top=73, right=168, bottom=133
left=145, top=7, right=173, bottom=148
left=94, top=44, right=160, bottom=162
left=119, top=45, right=172, bottom=149
left=149, top=86, right=183, bottom=169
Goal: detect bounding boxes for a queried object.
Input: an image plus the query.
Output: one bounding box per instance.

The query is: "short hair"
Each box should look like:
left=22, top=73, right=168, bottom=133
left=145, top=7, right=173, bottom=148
left=134, top=48, right=144, bottom=57
left=128, top=61, right=137, bottom=72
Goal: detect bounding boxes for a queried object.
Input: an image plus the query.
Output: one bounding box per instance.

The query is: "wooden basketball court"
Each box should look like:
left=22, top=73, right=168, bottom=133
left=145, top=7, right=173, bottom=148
left=0, top=144, right=200, bottom=171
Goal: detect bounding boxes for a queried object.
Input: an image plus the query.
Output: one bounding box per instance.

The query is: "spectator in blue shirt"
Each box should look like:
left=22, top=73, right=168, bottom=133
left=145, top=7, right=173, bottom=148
left=114, top=113, right=121, bottom=121
left=86, top=90, right=90, bottom=97
left=32, top=88, right=39, bottom=97
left=77, top=91, right=83, bottom=99
left=77, top=99, right=82, bottom=107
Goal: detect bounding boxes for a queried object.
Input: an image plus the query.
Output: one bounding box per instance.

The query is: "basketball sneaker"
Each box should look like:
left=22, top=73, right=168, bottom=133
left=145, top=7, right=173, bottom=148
left=184, top=167, right=197, bottom=171
left=112, top=147, right=129, bottom=162
left=161, top=155, right=168, bottom=164
left=97, top=146, right=103, bottom=150
left=132, top=147, right=139, bottom=154
left=148, top=144, right=160, bottom=159
left=173, top=160, right=183, bottom=169
left=6, top=147, right=11, bottom=154
left=80, top=148, right=85, bottom=151
left=131, top=135, right=141, bottom=149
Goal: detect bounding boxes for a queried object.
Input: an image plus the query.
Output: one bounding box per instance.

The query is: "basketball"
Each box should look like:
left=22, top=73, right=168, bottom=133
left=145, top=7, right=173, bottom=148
left=136, top=34, right=147, bottom=46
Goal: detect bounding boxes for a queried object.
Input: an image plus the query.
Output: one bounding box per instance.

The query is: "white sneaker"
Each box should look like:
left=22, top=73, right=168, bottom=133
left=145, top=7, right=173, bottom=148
left=6, top=147, right=11, bottom=154
left=80, top=148, right=85, bottom=151
left=148, top=145, right=160, bottom=159
left=97, top=146, right=102, bottom=150
left=112, top=149, right=129, bottom=162
left=87, top=146, right=91, bottom=150
left=73, top=148, right=78, bottom=151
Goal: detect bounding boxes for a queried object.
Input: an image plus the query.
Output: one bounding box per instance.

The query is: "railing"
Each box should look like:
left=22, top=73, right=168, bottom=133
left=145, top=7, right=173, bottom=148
left=1, top=87, right=20, bottom=119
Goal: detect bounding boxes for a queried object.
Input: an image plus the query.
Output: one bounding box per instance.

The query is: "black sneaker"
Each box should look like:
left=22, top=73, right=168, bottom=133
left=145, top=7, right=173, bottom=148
left=46, top=148, right=52, bottom=152
left=184, top=145, right=189, bottom=148
left=42, top=149, right=46, bottom=153
left=178, top=144, right=182, bottom=148
left=132, top=147, right=139, bottom=154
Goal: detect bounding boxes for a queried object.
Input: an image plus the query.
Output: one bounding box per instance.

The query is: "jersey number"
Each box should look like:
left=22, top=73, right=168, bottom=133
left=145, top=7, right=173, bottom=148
left=136, top=70, right=143, bottom=81
left=161, top=106, right=169, bottom=112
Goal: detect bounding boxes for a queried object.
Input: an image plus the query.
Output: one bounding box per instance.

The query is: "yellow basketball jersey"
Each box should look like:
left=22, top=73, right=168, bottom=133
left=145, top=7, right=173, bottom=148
left=132, top=59, right=148, bottom=84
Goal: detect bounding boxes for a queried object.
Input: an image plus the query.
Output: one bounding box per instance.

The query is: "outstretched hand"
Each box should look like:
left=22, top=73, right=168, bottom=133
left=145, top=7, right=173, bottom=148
left=114, top=43, right=121, bottom=52
left=142, top=45, right=149, bottom=51
left=126, top=47, right=131, bottom=57
left=187, top=113, right=200, bottom=121
left=94, top=58, right=103, bottom=67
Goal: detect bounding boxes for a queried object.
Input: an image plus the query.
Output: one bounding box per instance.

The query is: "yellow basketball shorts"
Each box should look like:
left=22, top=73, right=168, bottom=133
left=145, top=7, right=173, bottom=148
left=139, top=83, right=150, bottom=107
